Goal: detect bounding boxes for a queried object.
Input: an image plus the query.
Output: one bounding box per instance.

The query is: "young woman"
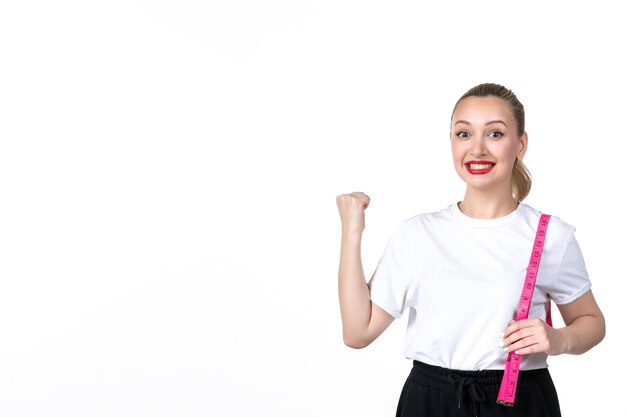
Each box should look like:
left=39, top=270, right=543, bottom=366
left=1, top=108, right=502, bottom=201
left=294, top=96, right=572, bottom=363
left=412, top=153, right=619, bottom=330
left=336, top=83, right=605, bottom=417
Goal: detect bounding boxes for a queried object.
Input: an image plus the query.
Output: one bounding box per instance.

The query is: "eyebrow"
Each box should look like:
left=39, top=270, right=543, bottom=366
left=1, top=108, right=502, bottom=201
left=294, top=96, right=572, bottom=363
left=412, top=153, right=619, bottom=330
left=454, top=120, right=508, bottom=127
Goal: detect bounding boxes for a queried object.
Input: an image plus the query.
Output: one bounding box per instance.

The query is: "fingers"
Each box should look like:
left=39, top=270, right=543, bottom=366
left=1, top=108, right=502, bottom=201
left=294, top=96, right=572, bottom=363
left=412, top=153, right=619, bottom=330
left=336, top=192, right=371, bottom=234
left=336, top=192, right=370, bottom=209
left=501, top=318, right=551, bottom=355
left=502, top=332, right=541, bottom=355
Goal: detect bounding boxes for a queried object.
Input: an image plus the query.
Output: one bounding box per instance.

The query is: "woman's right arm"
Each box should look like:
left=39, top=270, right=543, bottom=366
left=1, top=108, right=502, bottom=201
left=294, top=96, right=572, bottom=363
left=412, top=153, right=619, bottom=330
left=336, top=192, right=395, bottom=349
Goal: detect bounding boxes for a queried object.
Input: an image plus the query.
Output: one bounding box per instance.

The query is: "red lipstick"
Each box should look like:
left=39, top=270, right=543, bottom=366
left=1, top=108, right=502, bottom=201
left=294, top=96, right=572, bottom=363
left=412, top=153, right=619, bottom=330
left=465, top=160, right=495, bottom=175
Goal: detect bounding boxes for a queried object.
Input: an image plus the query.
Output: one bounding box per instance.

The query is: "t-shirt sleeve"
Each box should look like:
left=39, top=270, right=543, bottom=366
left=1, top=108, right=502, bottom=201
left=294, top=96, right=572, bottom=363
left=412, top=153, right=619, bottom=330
left=368, top=221, right=418, bottom=319
left=548, top=231, right=592, bottom=305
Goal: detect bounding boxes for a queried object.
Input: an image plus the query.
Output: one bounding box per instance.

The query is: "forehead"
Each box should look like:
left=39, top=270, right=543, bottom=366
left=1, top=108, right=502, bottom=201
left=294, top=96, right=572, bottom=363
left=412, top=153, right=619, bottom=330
left=452, top=96, right=515, bottom=123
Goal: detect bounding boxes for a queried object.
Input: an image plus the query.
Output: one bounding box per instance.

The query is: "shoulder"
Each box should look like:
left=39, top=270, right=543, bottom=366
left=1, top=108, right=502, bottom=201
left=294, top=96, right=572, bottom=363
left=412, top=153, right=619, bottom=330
left=520, top=204, right=576, bottom=234
left=397, top=205, right=455, bottom=229
left=388, top=205, right=457, bottom=241
left=520, top=204, right=577, bottom=251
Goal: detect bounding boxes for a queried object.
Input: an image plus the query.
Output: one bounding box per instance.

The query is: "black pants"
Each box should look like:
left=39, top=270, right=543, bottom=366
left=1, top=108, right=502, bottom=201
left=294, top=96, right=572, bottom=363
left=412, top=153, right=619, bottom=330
left=396, top=361, right=561, bottom=417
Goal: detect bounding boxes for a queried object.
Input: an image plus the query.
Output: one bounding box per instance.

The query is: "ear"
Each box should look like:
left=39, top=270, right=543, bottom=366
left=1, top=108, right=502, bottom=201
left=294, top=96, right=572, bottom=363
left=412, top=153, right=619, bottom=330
left=517, top=132, right=528, bottom=160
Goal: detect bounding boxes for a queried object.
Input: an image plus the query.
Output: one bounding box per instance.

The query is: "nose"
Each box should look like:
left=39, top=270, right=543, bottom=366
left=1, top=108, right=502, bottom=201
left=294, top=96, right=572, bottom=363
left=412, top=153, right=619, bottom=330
left=470, top=137, right=487, bottom=156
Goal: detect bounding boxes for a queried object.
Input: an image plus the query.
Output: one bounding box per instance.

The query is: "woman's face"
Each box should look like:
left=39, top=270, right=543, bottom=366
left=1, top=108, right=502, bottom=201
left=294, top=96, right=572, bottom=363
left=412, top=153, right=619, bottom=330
left=450, top=96, right=527, bottom=195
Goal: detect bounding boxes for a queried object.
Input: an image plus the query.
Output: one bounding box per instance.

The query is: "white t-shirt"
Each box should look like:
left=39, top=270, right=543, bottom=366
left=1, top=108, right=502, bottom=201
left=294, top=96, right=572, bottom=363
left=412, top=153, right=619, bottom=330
left=368, top=203, right=591, bottom=371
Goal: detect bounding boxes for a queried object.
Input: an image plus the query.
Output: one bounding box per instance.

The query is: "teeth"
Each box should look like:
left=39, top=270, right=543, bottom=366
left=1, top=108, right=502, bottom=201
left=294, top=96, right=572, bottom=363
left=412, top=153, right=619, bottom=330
left=469, top=163, right=493, bottom=170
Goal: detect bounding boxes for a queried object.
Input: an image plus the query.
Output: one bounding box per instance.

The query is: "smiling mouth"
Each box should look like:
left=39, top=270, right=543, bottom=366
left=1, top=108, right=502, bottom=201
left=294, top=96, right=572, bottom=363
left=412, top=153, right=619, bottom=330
left=465, top=161, right=495, bottom=174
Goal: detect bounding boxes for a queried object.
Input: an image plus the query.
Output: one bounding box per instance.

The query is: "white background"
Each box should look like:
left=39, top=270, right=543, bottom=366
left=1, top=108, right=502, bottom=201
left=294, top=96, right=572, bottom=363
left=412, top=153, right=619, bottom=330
left=1, top=1, right=623, bottom=416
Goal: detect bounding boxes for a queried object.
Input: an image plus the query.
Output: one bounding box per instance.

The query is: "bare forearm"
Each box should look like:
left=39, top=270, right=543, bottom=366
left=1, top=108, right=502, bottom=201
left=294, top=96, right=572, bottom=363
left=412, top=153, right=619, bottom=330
left=504, top=291, right=606, bottom=356
left=338, top=232, right=373, bottom=346
left=336, top=192, right=393, bottom=348
left=558, top=313, right=606, bottom=355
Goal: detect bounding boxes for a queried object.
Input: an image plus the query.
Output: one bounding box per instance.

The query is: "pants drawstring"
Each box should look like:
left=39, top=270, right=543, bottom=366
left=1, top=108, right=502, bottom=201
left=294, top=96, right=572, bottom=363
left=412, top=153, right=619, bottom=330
left=448, top=373, right=487, bottom=417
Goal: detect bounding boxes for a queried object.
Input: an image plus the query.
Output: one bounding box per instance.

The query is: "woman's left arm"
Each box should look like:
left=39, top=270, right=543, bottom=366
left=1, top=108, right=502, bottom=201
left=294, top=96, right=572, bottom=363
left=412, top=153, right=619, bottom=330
left=502, top=290, right=605, bottom=356
left=554, top=290, right=606, bottom=354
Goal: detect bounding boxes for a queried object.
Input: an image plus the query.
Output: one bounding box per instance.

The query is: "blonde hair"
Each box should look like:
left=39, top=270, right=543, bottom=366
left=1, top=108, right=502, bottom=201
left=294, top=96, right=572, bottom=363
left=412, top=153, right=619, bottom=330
left=453, top=83, right=532, bottom=202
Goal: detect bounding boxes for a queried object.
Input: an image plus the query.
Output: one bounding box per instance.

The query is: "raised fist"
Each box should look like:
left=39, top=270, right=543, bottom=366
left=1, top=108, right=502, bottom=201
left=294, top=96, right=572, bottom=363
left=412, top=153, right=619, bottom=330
left=336, top=192, right=370, bottom=234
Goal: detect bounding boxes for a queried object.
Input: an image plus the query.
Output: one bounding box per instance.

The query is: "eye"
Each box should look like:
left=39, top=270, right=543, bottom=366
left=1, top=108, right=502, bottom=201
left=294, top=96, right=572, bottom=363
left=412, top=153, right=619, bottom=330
left=488, top=130, right=504, bottom=139
left=455, top=130, right=470, bottom=139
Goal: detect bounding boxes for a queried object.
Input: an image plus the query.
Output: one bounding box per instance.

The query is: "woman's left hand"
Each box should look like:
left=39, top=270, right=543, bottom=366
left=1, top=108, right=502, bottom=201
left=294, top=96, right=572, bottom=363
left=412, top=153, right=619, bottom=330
left=501, top=318, right=566, bottom=356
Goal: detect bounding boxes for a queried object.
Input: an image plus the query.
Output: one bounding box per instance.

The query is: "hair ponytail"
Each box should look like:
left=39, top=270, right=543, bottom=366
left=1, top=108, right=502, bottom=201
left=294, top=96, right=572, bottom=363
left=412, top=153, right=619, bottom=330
left=512, top=158, right=531, bottom=202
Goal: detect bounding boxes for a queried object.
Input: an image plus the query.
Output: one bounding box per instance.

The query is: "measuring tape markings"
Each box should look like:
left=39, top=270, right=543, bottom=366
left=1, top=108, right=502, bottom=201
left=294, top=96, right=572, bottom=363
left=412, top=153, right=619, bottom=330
left=496, top=213, right=551, bottom=406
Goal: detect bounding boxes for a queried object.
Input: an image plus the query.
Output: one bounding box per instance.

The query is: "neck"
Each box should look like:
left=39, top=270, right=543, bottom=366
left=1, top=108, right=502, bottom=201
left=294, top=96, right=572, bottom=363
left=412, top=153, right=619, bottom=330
left=458, top=189, right=519, bottom=219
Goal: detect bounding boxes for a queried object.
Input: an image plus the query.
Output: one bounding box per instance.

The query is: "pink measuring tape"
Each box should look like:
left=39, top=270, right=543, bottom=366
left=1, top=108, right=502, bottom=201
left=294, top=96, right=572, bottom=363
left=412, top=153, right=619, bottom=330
left=496, top=213, right=552, bottom=406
